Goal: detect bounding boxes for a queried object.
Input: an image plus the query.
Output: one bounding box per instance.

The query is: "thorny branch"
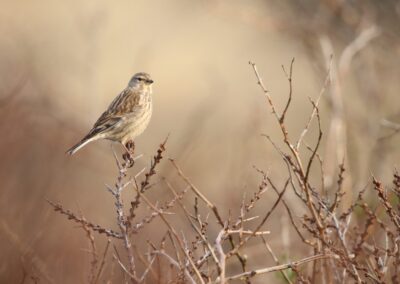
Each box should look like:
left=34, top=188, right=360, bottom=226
left=50, top=59, right=400, bottom=283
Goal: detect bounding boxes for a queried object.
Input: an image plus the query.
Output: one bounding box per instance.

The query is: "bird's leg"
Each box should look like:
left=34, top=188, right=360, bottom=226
left=122, top=140, right=135, bottom=168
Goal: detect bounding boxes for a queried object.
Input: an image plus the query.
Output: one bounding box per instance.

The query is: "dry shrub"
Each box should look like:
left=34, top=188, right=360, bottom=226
left=47, top=59, right=400, bottom=283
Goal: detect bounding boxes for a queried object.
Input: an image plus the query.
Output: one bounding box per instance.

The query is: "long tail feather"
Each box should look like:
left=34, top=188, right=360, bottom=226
left=66, top=135, right=98, bottom=155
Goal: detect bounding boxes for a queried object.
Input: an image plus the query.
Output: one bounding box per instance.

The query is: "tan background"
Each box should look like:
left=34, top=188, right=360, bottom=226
left=1, top=1, right=399, bottom=283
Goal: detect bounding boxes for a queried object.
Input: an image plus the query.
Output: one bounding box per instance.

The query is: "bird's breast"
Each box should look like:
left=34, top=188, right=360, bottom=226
left=119, top=95, right=152, bottom=143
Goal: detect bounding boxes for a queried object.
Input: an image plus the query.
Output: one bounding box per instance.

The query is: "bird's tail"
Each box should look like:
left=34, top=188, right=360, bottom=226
left=66, top=135, right=99, bottom=155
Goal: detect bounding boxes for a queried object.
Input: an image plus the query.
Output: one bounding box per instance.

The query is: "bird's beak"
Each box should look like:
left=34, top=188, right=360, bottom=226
left=147, top=79, right=154, bottom=84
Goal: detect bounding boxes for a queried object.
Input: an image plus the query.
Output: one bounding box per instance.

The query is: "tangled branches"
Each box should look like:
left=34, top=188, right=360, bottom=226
left=49, top=60, right=400, bottom=283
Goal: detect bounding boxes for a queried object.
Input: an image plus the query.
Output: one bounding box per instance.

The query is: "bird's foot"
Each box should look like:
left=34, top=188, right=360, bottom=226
left=122, top=140, right=135, bottom=168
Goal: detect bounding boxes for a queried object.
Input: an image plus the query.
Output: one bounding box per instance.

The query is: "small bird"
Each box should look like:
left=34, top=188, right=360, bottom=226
left=67, top=72, right=154, bottom=155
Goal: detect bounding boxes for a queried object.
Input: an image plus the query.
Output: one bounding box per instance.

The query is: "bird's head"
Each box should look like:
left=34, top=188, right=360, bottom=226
left=128, top=72, right=154, bottom=91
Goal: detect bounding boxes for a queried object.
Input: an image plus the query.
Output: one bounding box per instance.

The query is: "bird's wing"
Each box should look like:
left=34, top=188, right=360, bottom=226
left=87, top=88, right=141, bottom=136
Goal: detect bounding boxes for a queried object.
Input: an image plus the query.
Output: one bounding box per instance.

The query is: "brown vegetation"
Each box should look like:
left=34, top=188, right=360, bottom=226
left=48, top=60, right=400, bottom=283
left=1, top=1, right=400, bottom=283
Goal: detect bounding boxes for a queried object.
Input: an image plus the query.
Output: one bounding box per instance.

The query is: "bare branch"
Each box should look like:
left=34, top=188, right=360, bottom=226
left=224, top=254, right=337, bottom=281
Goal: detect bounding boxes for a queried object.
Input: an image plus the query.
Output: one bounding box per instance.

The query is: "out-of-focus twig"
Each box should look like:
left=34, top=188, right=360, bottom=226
left=339, top=25, right=381, bottom=75
left=223, top=254, right=337, bottom=282
left=378, top=119, right=400, bottom=141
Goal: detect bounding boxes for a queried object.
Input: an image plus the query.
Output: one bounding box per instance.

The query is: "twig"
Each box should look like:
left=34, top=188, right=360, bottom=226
left=134, top=185, right=205, bottom=284
left=226, top=178, right=289, bottom=258
left=112, top=159, right=136, bottom=280
left=250, top=61, right=324, bottom=232
left=93, top=239, right=111, bottom=284
left=215, top=228, right=227, bottom=284
left=224, top=254, right=337, bottom=281
left=260, top=236, right=293, bottom=284
left=47, top=200, right=122, bottom=239
left=339, top=25, right=381, bottom=74
left=249, top=61, right=280, bottom=120
left=80, top=213, right=98, bottom=284
left=296, top=56, right=332, bottom=150
left=169, top=159, right=249, bottom=273
left=165, top=180, right=222, bottom=274
left=151, top=251, right=196, bottom=284
left=280, top=58, right=295, bottom=123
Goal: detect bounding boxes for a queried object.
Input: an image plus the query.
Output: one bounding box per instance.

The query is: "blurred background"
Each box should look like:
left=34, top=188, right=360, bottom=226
left=1, top=0, right=400, bottom=283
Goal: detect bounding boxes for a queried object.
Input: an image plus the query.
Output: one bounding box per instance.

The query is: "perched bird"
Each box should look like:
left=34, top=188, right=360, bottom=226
left=67, top=72, right=154, bottom=155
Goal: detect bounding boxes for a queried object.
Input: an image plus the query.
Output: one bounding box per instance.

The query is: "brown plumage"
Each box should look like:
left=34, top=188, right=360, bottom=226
left=67, top=72, right=153, bottom=155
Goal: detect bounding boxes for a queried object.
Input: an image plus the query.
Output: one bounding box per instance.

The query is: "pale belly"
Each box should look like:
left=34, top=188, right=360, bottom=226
left=122, top=105, right=152, bottom=143
left=106, top=101, right=152, bottom=144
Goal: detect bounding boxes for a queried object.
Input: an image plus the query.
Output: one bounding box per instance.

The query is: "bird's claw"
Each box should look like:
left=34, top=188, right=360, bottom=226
left=123, top=140, right=135, bottom=168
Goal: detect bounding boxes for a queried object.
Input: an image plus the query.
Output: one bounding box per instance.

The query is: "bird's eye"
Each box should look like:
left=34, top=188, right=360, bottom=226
left=137, top=77, right=142, bottom=81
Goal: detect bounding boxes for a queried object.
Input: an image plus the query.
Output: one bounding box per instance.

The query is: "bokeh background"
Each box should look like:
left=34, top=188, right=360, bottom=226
left=1, top=0, right=400, bottom=283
